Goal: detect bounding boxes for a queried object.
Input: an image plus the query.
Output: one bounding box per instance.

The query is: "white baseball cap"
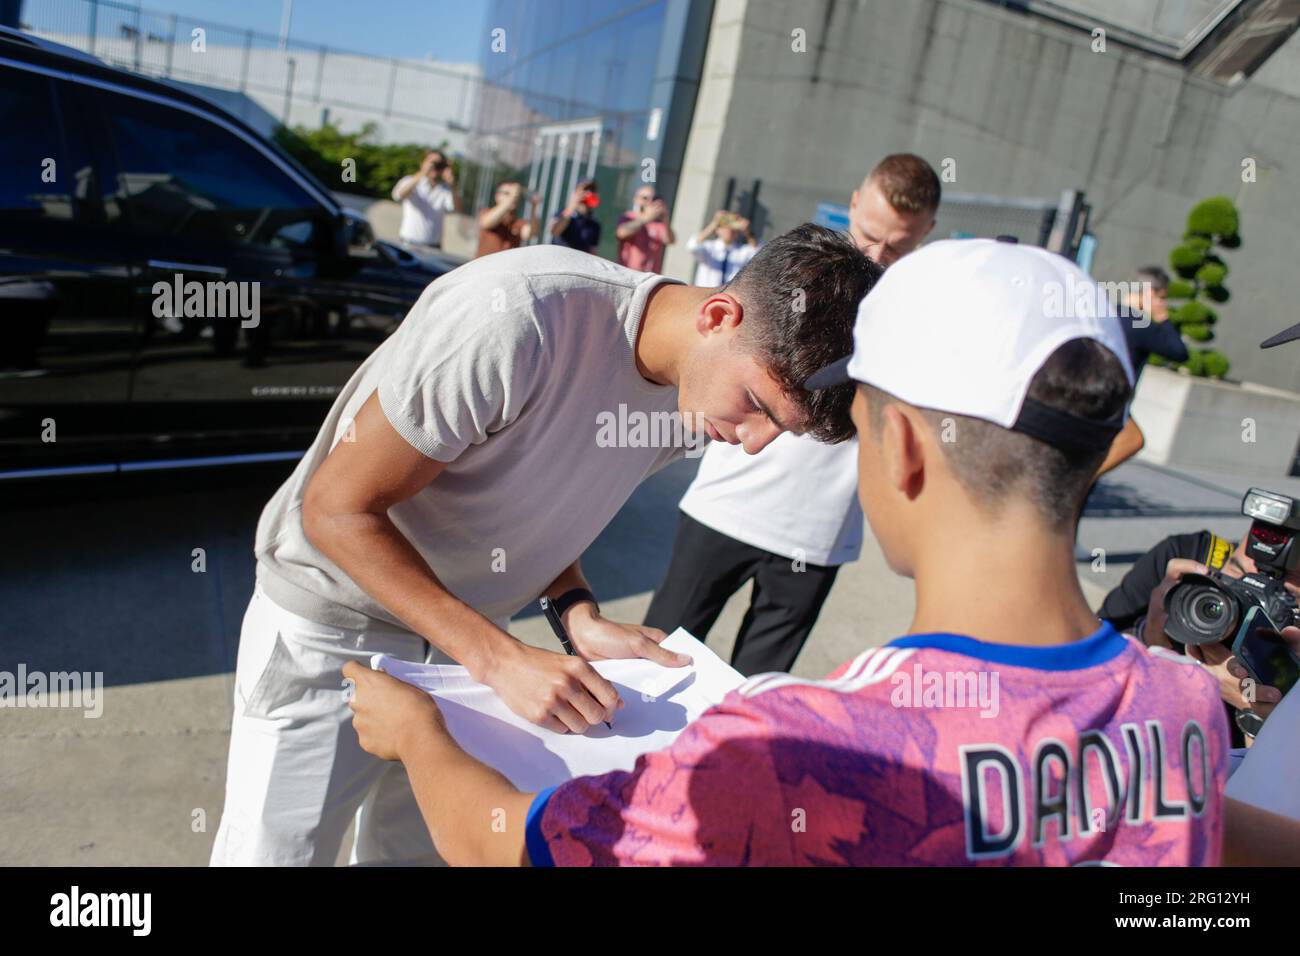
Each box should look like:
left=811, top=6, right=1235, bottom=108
left=806, top=238, right=1135, bottom=453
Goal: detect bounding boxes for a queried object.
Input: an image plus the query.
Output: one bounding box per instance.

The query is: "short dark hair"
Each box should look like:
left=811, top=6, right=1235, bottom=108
left=728, top=223, right=882, bottom=443
left=863, top=338, right=1131, bottom=527
left=1134, top=265, right=1169, bottom=293
left=868, top=154, right=942, bottom=215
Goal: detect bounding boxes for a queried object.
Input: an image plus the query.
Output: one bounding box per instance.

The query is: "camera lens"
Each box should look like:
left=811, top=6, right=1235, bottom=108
left=1168, top=582, right=1238, bottom=645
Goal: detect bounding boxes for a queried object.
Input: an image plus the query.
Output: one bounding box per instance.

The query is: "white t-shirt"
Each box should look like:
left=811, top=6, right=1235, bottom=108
left=256, top=246, right=684, bottom=631
left=686, top=235, right=758, bottom=286
left=678, top=432, right=863, bottom=567
left=392, top=175, right=456, bottom=246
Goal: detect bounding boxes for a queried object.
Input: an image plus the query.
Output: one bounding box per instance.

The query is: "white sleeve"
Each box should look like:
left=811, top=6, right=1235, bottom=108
left=391, top=174, right=417, bottom=202
left=433, top=184, right=457, bottom=212
left=688, top=236, right=717, bottom=266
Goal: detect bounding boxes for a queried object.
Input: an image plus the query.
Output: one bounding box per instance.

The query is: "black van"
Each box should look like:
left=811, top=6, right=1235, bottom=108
left=0, top=27, right=456, bottom=478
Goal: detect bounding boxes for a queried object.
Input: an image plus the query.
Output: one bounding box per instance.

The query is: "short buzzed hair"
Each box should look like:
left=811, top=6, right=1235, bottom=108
left=867, top=154, right=941, bottom=215
left=863, top=338, right=1131, bottom=528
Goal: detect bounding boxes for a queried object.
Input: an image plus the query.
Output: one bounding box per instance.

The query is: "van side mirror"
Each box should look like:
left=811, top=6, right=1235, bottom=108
left=338, top=209, right=375, bottom=254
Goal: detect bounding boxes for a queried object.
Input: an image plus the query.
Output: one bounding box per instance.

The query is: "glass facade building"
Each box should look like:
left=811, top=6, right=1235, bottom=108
left=469, top=0, right=712, bottom=258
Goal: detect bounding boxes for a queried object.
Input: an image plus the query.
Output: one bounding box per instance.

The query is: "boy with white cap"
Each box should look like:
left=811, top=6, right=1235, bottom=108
left=342, top=238, right=1230, bottom=866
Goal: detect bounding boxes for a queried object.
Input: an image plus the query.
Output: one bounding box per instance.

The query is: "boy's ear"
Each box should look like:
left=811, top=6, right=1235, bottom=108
left=881, top=403, right=927, bottom=501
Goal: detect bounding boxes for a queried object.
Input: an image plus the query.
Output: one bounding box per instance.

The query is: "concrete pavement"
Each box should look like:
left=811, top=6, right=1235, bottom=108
left=1, top=454, right=1287, bottom=864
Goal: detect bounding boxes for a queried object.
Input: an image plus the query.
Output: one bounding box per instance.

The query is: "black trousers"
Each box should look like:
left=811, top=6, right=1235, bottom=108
left=643, top=511, right=840, bottom=677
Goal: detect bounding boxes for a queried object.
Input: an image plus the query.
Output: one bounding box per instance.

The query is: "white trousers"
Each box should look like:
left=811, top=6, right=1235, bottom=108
left=209, top=585, right=453, bottom=866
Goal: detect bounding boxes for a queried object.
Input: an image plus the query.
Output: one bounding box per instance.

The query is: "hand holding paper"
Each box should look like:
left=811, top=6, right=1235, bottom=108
left=370, top=628, right=745, bottom=792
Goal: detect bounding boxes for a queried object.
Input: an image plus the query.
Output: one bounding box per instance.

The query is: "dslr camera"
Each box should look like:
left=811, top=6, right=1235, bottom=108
left=1164, top=488, right=1300, bottom=647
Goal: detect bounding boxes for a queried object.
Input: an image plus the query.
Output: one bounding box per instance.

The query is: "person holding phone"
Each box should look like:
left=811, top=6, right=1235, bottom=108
left=615, top=185, right=675, bottom=274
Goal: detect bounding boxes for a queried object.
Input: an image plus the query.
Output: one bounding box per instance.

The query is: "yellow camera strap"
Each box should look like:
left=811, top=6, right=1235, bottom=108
left=1203, top=533, right=1234, bottom=571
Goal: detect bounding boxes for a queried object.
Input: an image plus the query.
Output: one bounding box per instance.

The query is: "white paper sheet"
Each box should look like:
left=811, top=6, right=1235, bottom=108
left=370, top=628, right=745, bottom=791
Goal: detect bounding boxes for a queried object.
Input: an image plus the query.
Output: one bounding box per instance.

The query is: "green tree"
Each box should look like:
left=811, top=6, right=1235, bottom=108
left=273, top=122, right=451, bottom=199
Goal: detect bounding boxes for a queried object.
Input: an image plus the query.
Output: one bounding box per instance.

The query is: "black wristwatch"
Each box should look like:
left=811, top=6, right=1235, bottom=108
left=551, top=587, right=599, bottom=619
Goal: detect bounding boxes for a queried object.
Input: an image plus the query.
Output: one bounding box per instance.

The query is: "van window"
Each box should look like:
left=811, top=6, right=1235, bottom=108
left=0, top=69, right=75, bottom=224
left=93, top=89, right=328, bottom=251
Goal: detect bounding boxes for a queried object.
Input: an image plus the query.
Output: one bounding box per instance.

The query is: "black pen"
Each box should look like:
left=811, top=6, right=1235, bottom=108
left=539, top=596, right=612, bottom=729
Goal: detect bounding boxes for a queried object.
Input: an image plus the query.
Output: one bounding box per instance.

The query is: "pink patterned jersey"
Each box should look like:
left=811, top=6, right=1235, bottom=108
left=525, top=623, right=1229, bottom=866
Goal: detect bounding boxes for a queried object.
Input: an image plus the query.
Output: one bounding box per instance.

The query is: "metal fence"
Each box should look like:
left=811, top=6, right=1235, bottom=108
left=18, top=0, right=482, bottom=142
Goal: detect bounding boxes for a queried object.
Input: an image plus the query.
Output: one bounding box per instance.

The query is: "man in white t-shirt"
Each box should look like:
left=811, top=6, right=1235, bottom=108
left=209, top=224, right=880, bottom=866
left=645, top=154, right=940, bottom=675
left=391, top=149, right=462, bottom=249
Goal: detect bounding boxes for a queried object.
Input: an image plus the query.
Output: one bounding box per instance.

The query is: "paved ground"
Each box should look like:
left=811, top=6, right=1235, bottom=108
left=2, top=453, right=1293, bottom=865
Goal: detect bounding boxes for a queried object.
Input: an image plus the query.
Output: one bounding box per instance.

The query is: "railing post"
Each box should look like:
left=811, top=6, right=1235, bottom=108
left=240, top=28, right=252, bottom=92
left=87, top=0, right=98, bottom=57
left=385, top=57, right=398, bottom=117
left=165, top=14, right=176, bottom=78
left=314, top=44, right=326, bottom=102
left=132, top=4, right=142, bottom=71
left=283, top=57, right=296, bottom=126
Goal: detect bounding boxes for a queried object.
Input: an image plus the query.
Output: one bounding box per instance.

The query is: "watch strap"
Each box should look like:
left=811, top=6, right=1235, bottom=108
left=552, top=587, right=598, bottom=618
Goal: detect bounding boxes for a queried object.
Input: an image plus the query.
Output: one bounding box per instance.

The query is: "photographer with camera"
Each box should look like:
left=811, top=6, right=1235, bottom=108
left=615, top=185, right=676, bottom=273
left=1100, top=489, right=1300, bottom=746
left=475, top=181, right=540, bottom=258
left=391, top=149, right=463, bottom=251
left=685, top=209, right=758, bottom=286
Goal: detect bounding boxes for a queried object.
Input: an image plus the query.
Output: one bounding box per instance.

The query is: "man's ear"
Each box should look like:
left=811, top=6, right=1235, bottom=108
left=881, top=403, right=926, bottom=501
left=697, top=292, right=743, bottom=336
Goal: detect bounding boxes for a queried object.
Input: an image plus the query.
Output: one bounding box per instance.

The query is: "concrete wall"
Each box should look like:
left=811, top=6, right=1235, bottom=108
left=667, top=0, right=1300, bottom=395
left=1132, top=366, right=1300, bottom=475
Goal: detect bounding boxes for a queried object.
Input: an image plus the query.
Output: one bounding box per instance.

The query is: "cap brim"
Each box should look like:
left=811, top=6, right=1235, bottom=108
left=1261, top=322, right=1300, bottom=349
left=803, top=356, right=853, bottom=391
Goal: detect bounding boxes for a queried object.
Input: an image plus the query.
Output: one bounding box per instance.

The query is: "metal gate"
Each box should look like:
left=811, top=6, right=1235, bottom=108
left=524, top=119, right=603, bottom=245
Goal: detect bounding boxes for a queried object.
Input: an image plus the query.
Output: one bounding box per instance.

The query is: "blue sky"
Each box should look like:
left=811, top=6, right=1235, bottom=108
left=116, top=0, right=492, bottom=63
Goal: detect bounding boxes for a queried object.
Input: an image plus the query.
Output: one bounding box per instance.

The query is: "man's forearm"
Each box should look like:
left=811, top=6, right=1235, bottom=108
left=400, top=731, right=534, bottom=866
left=393, top=174, right=419, bottom=201
left=479, top=201, right=512, bottom=230
left=616, top=217, right=646, bottom=240
left=305, top=509, right=517, bottom=681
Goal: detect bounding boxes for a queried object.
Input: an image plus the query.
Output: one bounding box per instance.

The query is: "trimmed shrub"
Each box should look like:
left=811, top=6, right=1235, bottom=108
left=1187, top=196, right=1239, bottom=236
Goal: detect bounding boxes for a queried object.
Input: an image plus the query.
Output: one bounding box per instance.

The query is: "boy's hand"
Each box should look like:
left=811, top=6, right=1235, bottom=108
left=343, top=660, right=448, bottom=762
left=565, top=602, right=691, bottom=667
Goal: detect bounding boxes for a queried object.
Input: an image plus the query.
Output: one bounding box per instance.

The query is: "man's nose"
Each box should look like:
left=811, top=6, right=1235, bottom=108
left=739, top=419, right=782, bottom=455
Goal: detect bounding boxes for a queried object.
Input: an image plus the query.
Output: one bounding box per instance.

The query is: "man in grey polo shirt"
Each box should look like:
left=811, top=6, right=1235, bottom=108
left=210, top=224, right=879, bottom=866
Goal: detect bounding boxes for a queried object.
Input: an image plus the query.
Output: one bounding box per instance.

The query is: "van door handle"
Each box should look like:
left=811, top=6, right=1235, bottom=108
left=146, top=259, right=228, bottom=278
